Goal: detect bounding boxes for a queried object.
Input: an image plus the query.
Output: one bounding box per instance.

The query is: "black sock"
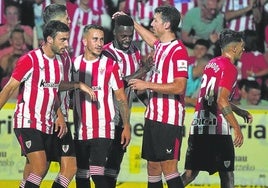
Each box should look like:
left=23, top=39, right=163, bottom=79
left=105, top=176, right=117, bottom=188
left=75, top=177, right=90, bottom=188
left=166, top=176, right=184, bottom=188
left=148, top=180, right=163, bottom=188
left=24, top=181, right=39, bottom=188
left=52, top=182, right=64, bottom=188
left=91, top=175, right=109, bottom=188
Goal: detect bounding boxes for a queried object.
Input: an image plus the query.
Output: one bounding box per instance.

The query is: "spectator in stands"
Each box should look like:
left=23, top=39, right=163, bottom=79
left=238, top=30, right=268, bottom=86
left=0, top=28, right=28, bottom=84
left=0, top=2, right=33, bottom=50
left=118, top=0, right=163, bottom=48
left=69, top=0, right=101, bottom=58
left=181, top=0, right=224, bottom=51
left=222, top=0, right=262, bottom=32
left=185, top=54, right=212, bottom=106
left=222, top=0, right=264, bottom=52
left=188, top=39, right=210, bottom=65
left=239, top=80, right=268, bottom=106
left=0, top=28, right=28, bottom=60
left=0, top=54, right=20, bottom=100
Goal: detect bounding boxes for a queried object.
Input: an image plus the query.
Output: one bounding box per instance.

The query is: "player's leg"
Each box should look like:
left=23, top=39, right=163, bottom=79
left=219, top=171, right=234, bottom=188
left=181, top=169, right=199, bottom=186
left=141, top=119, right=163, bottom=188
left=147, top=161, right=163, bottom=188
left=52, top=126, right=77, bottom=188
left=24, top=151, right=48, bottom=188
left=15, top=129, right=50, bottom=188
left=89, top=138, right=112, bottom=188
left=74, top=140, right=91, bottom=188
left=104, top=126, right=125, bottom=188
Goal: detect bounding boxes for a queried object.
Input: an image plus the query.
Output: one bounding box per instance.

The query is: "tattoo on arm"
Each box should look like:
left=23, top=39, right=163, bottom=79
left=117, top=100, right=130, bottom=126
left=221, top=106, right=232, bottom=117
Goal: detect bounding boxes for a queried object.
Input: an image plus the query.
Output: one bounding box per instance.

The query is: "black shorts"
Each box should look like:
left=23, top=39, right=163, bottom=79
left=105, top=126, right=126, bottom=173
left=141, top=118, right=183, bottom=162
left=184, top=134, right=235, bottom=175
left=49, top=122, right=76, bottom=162
left=74, top=138, right=112, bottom=169
left=14, top=128, right=54, bottom=159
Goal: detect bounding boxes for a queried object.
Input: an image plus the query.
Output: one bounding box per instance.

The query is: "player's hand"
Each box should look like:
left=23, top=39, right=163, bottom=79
left=78, top=82, right=97, bottom=101
left=121, top=124, right=131, bottom=149
left=128, top=79, right=147, bottom=91
left=55, top=113, right=67, bottom=138
left=239, top=109, right=253, bottom=124
left=144, top=54, right=154, bottom=71
left=112, top=11, right=127, bottom=19
left=233, top=128, right=243, bottom=147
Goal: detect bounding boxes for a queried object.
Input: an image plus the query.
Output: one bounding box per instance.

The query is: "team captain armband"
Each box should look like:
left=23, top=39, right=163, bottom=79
left=221, top=106, right=232, bottom=116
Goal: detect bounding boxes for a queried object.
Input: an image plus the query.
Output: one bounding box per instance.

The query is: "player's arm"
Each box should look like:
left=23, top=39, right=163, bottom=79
left=0, top=77, right=20, bottom=110
left=217, top=87, right=243, bottom=147
left=129, top=77, right=187, bottom=95
left=230, top=102, right=253, bottom=124
left=124, top=55, right=153, bottom=83
left=59, top=81, right=96, bottom=101
left=114, top=87, right=131, bottom=149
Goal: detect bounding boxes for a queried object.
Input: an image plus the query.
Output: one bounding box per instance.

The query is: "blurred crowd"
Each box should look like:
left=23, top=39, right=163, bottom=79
left=0, top=0, right=268, bottom=106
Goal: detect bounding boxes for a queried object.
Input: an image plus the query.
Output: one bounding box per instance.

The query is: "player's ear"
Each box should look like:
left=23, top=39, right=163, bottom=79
left=47, top=36, right=53, bottom=44
left=82, top=38, right=87, bottom=47
left=164, top=21, right=171, bottom=30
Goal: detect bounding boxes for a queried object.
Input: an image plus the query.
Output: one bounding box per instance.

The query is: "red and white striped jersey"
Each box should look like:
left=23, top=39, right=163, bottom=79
left=190, top=56, right=237, bottom=135
left=72, top=54, right=124, bottom=140
left=69, top=7, right=101, bottom=58
left=145, top=40, right=188, bottom=126
left=75, top=0, right=107, bottom=14
left=169, top=0, right=198, bottom=16
left=103, top=42, right=142, bottom=125
left=124, top=0, right=161, bottom=41
left=222, top=0, right=256, bottom=31
left=11, top=49, right=64, bottom=134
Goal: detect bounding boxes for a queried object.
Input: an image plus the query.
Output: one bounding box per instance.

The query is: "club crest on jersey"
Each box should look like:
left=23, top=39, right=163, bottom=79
left=177, top=60, right=187, bottom=71
left=25, top=140, right=32, bottom=149
left=62, top=145, right=69, bottom=153
left=99, top=67, right=105, bottom=74
left=224, top=160, right=231, bottom=168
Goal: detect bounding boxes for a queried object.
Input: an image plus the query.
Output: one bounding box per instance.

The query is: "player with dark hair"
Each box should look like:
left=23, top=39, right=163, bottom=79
left=0, top=20, right=95, bottom=188
left=114, top=5, right=188, bottom=188
left=73, top=24, right=131, bottom=188
left=103, top=14, right=152, bottom=188
left=182, top=29, right=253, bottom=188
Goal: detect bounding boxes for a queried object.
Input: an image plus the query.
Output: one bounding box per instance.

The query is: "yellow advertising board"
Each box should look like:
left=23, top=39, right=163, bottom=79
left=0, top=102, right=267, bottom=187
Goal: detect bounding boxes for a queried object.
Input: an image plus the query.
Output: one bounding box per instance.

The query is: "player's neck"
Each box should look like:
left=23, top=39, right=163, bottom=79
left=42, top=44, right=55, bottom=59
left=159, top=32, right=176, bottom=43
left=222, top=52, right=235, bottom=64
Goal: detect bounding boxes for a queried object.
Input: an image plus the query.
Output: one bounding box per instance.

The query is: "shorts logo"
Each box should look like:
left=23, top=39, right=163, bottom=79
left=62, top=145, right=69, bottom=153
left=25, top=140, right=31, bottom=149
left=224, top=160, right=231, bottom=168
left=166, top=149, right=172, bottom=154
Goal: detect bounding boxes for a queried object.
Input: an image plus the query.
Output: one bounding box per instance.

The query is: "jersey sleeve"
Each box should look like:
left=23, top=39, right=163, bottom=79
left=11, top=54, right=33, bottom=82
left=218, top=63, right=237, bottom=91
left=173, top=45, right=188, bottom=78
